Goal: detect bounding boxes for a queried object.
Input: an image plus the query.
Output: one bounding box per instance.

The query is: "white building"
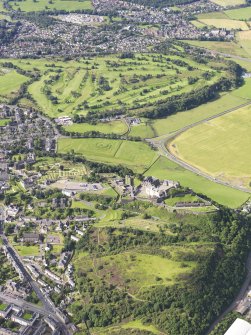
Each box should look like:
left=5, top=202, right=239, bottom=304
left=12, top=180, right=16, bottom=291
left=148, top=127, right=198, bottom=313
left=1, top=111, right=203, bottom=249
left=224, top=319, right=251, bottom=335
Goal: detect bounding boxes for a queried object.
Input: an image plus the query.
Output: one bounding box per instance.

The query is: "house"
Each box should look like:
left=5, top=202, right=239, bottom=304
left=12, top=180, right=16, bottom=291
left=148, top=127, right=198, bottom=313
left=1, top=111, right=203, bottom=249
left=22, top=233, right=40, bottom=244
left=224, top=318, right=251, bottom=335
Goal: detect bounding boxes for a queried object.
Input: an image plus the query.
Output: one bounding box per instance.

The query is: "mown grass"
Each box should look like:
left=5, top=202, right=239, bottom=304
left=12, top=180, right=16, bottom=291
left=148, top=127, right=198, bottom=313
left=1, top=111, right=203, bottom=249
left=146, top=157, right=249, bottom=208
left=0, top=69, right=28, bottom=101
left=57, top=138, right=158, bottom=173
left=168, top=104, right=251, bottom=189
left=225, top=6, right=251, bottom=20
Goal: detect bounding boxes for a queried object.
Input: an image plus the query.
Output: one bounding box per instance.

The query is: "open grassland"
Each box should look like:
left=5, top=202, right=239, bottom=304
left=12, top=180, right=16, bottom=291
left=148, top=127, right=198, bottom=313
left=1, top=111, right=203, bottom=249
left=57, top=138, right=158, bottom=173
left=73, top=251, right=196, bottom=296
left=9, top=0, right=93, bottom=12
left=21, top=53, right=220, bottom=118
left=0, top=68, right=28, bottom=102
left=63, top=120, right=128, bottom=135
left=197, top=11, right=229, bottom=19
left=168, top=104, right=251, bottom=189
left=210, top=0, right=246, bottom=6
left=198, top=18, right=249, bottom=30
left=184, top=39, right=250, bottom=58
left=146, top=157, right=249, bottom=208
left=225, top=6, right=251, bottom=20
left=0, top=118, right=10, bottom=126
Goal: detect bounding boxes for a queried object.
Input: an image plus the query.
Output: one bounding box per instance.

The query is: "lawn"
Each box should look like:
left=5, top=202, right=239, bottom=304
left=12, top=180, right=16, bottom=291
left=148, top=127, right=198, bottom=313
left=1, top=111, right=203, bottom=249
left=57, top=138, right=158, bottom=172
left=15, top=245, right=40, bottom=257
left=9, top=0, right=93, bottom=12
left=146, top=157, right=249, bottom=208
left=0, top=303, right=7, bottom=311
left=168, top=104, right=251, bottom=189
left=63, top=120, right=128, bottom=135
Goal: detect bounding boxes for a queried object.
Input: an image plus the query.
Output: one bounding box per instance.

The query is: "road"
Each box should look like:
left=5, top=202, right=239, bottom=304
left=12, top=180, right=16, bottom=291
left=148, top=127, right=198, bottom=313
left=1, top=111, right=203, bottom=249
left=0, top=231, right=71, bottom=335
left=205, top=251, right=251, bottom=334
left=147, top=100, right=251, bottom=194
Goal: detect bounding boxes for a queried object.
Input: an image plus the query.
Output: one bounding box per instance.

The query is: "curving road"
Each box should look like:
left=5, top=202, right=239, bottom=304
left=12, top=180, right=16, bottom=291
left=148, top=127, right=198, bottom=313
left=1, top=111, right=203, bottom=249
left=147, top=100, right=251, bottom=194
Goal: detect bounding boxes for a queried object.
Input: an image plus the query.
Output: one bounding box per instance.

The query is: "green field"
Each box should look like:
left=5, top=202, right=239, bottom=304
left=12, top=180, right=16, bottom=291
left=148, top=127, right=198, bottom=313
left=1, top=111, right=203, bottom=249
left=23, top=53, right=221, bottom=118
left=0, top=68, right=28, bottom=102
left=64, top=120, right=128, bottom=135
left=57, top=138, right=158, bottom=172
left=198, top=18, right=249, bottom=30
left=225, top=6, right=251, bottom=20
left=9, top=0, right=93, bottom=12
left=146, top=157, right=249, bottom=208
left=129, top=93, right=247, bottom=138
left=74, top=251, right=196, bottom=296
left=210, top=0, right=246, bottom=6
left=0, top=118, right=10, bottom=126
left=168, top=104, right=251, bottom=189
left=15, top=245, right=40, bottom=257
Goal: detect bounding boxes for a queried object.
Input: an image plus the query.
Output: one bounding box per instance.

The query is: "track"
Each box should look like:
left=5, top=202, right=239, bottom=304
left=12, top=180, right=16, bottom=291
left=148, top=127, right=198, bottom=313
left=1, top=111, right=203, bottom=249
left=147, top=99, right=251, bottom=194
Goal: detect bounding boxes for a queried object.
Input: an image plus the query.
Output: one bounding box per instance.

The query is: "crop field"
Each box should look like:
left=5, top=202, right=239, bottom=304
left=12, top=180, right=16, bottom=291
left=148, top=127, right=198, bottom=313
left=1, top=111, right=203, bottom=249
left=73, top=251, right=196, bottom=296
left=57, top=138, right=158, bottom=172
left=168, top=104, right=251, bottom=189
left=237, top=31, right=251, bottom=56
left=0, top=68, right=28, bottom=102
left=9, top=0, right=93, bottom=12
left=198, top=18, right=249, bottom=30
left=146, top=157, right=249, bottom=208
left=23, top=53, right=221, bottom=118
left=63, top=120, right=128, bottom=135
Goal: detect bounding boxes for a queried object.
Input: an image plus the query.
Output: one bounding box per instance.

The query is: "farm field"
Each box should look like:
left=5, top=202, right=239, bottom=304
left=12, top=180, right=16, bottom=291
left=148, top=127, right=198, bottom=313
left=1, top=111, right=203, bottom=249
left=225, top=6, right=251, bottom=20
left=146, top=157, right=249, bottom=208
left=237, top=30, right=251, bottom=56
left=57, top=138, right=158, bottom=173
left=184, top=39, right=250, bottom=58
left=24, top=53, right=221, bottom=118
left=197, top=18, right=249, bottom=30
left=63, top=120, right=128, bottom=135
left=210, top=0, right=246, bottom=6
left=9, top=0, right=93, bottom=12
left=129, top=92, right=247, bottom=138
left=168, top=104, right=251, bottom=189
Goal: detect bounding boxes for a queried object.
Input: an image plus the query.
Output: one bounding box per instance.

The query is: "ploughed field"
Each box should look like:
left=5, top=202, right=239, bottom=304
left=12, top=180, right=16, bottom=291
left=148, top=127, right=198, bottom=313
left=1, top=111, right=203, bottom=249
left=0, top=53, right=223, bottom=118
left=168, top=104, right=251, bottom=189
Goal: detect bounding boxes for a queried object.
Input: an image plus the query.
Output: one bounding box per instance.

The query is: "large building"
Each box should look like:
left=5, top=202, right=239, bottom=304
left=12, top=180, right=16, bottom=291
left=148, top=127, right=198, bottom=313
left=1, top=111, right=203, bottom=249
left=225, top=319, right=251, bottom=335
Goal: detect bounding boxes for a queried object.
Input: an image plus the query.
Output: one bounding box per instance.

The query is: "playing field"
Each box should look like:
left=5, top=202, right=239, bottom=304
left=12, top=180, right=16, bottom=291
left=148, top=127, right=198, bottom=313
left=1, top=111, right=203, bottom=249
left=168, top=104, right=251, bottom=189
left=57, top=138, right=158, bottom=172
left=9, top=0, right=93, bottom=12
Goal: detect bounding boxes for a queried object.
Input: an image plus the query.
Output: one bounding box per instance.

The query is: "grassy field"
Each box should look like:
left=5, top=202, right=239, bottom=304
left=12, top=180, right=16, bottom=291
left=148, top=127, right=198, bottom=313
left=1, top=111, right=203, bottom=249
left=168, top=104, right=251, bottom=189
left=146, top=157, right=249, bottom=208
left=210, top=0, right=246, bottom=6
left=225, top=6, right=251, bottom=20
left=57, top=138, right=158, bottom=172
left=0, top=68, right=28, bottom=102
left=184, top=39, right=250, bottom=58
left=74, top=251, right=196, bottom=296
left=15, top=245, right=40, bottom=257
left=0, top=118, right=10, bottom=126
left=198, top=18, right=249, bottom=30
left=63, top=120, right=128, bottom=135
left=23, top=53, right=221, bottom=118
left=9, top=0, right=93, bottom=12
left=237, top=30, right=251, bottom=56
